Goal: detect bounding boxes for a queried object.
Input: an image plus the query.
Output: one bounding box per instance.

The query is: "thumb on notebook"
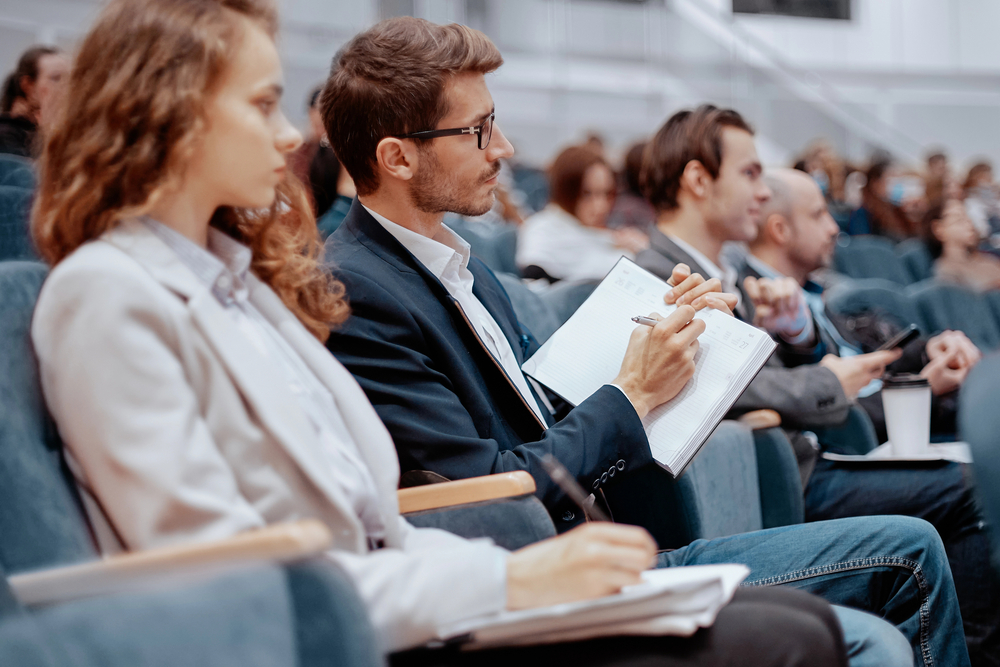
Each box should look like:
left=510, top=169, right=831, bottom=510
left=505, top=523, right=657, bottom=611
left=613, top=305, right=704, bottom=418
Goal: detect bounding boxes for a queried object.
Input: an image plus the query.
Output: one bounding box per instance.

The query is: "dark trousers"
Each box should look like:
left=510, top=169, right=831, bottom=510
left=805, top=457, right=1000, bottom=666
left=391, top=586, right=847, bottom=667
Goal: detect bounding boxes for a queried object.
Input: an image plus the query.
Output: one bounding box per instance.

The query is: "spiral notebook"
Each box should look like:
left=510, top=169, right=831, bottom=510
left=522, top=258, right=776, bottom=476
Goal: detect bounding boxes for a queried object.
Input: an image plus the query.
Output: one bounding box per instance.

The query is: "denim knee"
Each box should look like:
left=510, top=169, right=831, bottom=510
left=833, top=605, right=914, bottom=667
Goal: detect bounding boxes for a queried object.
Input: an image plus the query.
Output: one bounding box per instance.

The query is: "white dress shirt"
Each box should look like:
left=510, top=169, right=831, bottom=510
left=362, top=205, right=549, bottom=425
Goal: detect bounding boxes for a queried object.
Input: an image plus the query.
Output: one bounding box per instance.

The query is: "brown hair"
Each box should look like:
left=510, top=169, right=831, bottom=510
left=1, top=45, right=61, bottom=114
left=31, top=0, right=347, bottom=341
left=320, top=16, right=503, bottom=197
left=641, top=105, right=754, bottom=213
left=549, top=145, right=611, bottom=216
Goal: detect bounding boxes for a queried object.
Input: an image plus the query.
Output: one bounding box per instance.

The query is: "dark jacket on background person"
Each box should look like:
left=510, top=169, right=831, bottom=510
left=0, top=115, right=36, bottom=157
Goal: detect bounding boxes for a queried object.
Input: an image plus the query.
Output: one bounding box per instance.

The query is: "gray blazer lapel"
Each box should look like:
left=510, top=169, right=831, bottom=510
left=105, top=222, right=357, bottom=524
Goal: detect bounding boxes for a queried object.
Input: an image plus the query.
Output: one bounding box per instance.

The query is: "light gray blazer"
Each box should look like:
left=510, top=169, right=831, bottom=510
left=32, top=220, right=506, bottom=653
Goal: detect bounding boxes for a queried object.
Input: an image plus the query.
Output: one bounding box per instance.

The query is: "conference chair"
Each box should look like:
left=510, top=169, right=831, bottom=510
left=0, top=185, right=34, bottom=261
left=958, top=352, right=1000, bottom=571
left=907, top=279, right=1000, bottom=350
left=895, top=238, right=934, bottom=284
left=1, top=559, right=383, bottom=667
left=832, top=235, right=912, bottom=285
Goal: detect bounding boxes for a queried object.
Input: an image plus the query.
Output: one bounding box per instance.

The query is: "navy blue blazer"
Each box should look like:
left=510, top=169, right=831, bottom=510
left=325, top=202, right=660, bottom=533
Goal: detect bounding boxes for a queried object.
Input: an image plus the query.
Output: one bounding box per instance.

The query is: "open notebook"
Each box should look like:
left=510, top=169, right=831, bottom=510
left=522, top=258, right=776, bottom=476
left=438, top=564, right=748, bottom=650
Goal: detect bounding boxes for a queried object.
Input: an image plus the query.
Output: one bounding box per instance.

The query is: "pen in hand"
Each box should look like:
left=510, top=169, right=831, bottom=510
left=541, top=454, right=611, bottom=522
left=631, top=315, right=660, bottom=327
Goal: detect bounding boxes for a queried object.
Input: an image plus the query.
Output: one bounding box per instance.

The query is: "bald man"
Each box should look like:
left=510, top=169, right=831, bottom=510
left=741, top=168, right=999, bottom=666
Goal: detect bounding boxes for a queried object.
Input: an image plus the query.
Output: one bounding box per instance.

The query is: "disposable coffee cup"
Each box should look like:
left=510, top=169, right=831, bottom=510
left=881, top=373, right=931, bottom=456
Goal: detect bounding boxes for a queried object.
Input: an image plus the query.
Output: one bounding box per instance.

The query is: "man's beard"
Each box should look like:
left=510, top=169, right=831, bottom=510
left=410, top=147, right=500, bottom=217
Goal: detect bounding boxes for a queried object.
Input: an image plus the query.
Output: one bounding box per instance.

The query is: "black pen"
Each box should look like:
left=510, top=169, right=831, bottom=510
left=541, top=454, right=611, bottom=522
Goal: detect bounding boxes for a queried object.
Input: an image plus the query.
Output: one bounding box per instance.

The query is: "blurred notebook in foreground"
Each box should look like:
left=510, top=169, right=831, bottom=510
left=522, top=258, right=776, bottom=476
left=440, top=564, right=748, bottom=650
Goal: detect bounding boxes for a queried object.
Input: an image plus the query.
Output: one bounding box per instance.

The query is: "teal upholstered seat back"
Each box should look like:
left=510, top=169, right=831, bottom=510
left=0, top=262, right=97, bottom=574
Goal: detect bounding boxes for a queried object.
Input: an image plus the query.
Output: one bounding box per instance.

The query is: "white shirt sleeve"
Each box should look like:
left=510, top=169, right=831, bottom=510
left=329, top=517, right=508, bottom=653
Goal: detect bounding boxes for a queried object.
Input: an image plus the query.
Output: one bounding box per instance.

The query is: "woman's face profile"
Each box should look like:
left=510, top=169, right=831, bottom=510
left=184, top=18, right=302, bottom=211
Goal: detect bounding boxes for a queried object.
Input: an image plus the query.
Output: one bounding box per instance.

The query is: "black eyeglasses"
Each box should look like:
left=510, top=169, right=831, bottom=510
left=396, top=111, right=494, bottom=150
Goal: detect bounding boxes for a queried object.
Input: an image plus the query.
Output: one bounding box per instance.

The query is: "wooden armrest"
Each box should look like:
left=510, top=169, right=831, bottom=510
left=9, top=519, right=332, bottom=606
left=738, top=409, right=782, bottom=430
left=397, top=471, right=536, bottom=514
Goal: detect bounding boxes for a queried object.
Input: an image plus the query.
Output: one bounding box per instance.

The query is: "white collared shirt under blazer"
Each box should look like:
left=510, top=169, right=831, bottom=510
left=31, top=219, right=507, bottom=653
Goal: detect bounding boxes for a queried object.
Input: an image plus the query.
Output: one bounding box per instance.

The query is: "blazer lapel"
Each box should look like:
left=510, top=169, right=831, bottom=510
left=105, top=221, right=360, bottom=532
left=345, top=204, right=547, bottom=436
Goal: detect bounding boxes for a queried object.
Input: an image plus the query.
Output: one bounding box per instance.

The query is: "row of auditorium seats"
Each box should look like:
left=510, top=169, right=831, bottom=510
left=826, top=276, right=1000, bottom=351
left=832, top=234, right=933, bottom=285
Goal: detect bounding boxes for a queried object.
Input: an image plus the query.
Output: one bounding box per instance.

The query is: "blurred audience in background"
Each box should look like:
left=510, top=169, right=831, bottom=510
left=922, top=199, right=1000, bottom=291
left=517, top=144, right=648, bottom=282
left=0, top=45, right=68, bottom=157
left=963, top=161, right=1000, bottom=239
left=847, top=159, right=918, bottom=240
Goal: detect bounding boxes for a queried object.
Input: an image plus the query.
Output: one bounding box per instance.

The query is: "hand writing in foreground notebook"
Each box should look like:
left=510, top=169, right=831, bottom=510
left=613, top=306, right=705, bottom=419
left=506, top=522, right=657, bottom=610
left=662, top=263, right=738, bottom=316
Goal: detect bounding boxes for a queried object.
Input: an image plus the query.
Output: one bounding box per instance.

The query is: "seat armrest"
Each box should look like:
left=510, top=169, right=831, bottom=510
left=9, top=519, right=332, bottom=606
left=398, top=471, right=536, bottom=514
left=738, top=409, right=782, bottom=430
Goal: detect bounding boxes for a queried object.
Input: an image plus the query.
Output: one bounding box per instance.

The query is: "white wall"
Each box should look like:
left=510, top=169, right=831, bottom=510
left=3, top=0, right=1000, bottom=172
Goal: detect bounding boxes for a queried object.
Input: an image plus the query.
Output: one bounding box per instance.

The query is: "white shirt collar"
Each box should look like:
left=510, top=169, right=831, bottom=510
left=667, top=234, right=725, bottom=281
left=362, top=204, right=471, bottom=280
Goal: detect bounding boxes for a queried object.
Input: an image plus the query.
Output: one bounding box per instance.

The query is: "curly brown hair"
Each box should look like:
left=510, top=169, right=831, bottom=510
left=31, top=0, right=347, bottom=340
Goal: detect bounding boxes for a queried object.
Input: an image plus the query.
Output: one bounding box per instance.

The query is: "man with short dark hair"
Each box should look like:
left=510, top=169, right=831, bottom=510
left=322, top=17, right=968, bottom=666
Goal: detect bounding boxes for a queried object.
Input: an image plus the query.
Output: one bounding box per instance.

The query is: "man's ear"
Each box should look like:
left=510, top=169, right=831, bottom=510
left=374, top=137, right=418, bottom=184
left=764, top=212, right=792, bottom=246
left=679, top=160, right=711, bottom=201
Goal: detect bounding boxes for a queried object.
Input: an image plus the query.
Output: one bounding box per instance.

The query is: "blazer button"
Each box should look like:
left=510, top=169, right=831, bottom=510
left=608, top=465, right=616, bottom=477
left=617, top=459, right=626, bottom=471
left=562, top=510, right=575, bottom=522
left=601, top=472, right=608, bottom=483
left=592, top=479, right=600, bottom=490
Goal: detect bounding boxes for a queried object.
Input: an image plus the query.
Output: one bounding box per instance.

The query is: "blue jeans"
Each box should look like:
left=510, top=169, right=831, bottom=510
left=806, top=458, right=998, bottom=665
left=656, top=515, right=969, bottom=667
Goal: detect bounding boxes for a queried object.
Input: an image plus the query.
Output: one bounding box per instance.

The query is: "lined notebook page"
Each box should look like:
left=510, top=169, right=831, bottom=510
left=523, top=258, right=775, bottom=474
